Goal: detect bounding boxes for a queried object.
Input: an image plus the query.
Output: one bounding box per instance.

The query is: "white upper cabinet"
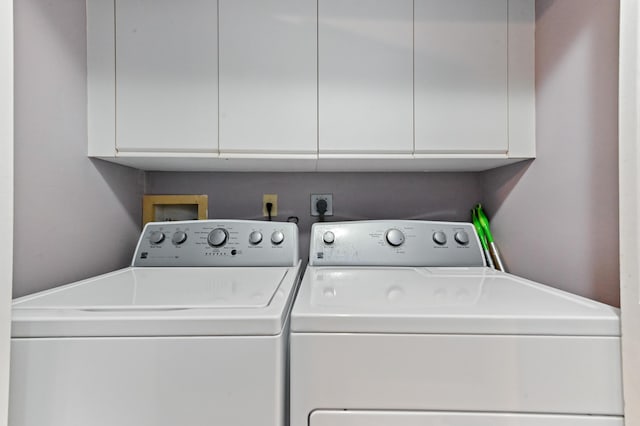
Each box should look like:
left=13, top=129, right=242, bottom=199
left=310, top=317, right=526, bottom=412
left=415, top=0, right=508, bottom=154
left=218, top=0, right=317, bottom=155
left=87, top=0, right=534, bottom=171
left=115, top=0, right=218, bottom=153
left=318, top=0, right=414, bottom=154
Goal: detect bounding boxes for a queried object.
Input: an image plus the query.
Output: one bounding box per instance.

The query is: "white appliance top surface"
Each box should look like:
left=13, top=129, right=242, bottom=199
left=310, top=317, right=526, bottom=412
left=14, top=268, right=285, bottom=310
left=291, top=266, right=620, bottom=336
left=13, top=263, right=302, bottom=338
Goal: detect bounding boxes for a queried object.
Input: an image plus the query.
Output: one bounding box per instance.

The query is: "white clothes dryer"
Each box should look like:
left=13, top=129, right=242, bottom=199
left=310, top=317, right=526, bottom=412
left=10, top=220, right=302, bottom=426
left=290, top=220, right=622, bottom=426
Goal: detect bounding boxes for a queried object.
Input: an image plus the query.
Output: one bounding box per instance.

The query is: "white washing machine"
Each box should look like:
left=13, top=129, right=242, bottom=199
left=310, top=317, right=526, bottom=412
left=290, top=220, right=623, bottom=426
left=10, top=219, right=302, bottom=426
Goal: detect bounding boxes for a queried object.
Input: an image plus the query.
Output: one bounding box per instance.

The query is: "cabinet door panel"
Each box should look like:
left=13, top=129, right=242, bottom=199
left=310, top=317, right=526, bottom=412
left=115, top=0, right=218, bottom=153
left=415, top=0, right=508, bottom=153
left=318, top=0, right=413, bottom=154
left=219, top=0, right=317, bottom=154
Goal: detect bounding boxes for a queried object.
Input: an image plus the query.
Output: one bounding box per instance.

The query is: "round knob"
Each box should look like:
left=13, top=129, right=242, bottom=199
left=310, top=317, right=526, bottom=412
left=271, top=231, right=285, bottom=245
left=249, top=231, right=263, bottom=245
left=172, top=231, right=187, bottom=245
left=433, top=231, right=447, bottom=246
left=207, top=228, right=228, bottom=247
left=385, top=229, right=405, bottom=247
left=323, top=231, right=335, bottom=245
left=149, top=231, right=165, bottom=245
left=454, top=231, right=469, bottom=246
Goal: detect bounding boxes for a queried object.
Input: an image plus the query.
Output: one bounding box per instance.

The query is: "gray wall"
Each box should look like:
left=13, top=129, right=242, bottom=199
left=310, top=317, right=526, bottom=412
left=13, top=0, right=144, bottom=298
left=12, top=0, right=621, bottom=308
left=146, top=172, right=483, bottom=262
left=148, top=0, right=621, bottom=307
left=481, top=0, right=620, bottom=306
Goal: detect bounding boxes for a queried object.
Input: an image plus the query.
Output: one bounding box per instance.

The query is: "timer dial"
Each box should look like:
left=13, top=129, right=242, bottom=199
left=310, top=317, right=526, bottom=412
left=323, top=231, right=335, bottom=244
left=208, top=228, right=228, bottom=247
left=385, top=229, right=405, bottom=247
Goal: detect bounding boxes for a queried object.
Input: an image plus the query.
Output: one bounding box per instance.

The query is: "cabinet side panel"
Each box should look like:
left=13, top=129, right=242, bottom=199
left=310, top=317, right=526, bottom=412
left=507, top=0, right=535, bottom=158
left=87, top=0, right=116, bottom=157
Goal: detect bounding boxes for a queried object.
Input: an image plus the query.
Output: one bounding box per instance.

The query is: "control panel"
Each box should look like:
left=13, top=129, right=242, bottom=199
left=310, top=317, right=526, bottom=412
left=309, top=220, right=485, bottom=267
left=132, top=220, right=299, bottom=267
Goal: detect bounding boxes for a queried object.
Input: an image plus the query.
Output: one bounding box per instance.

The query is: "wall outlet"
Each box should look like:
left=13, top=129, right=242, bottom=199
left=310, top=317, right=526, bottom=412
left=262, top=194, right=278, bottom=217
left=311, top=194, right=333, bottom=216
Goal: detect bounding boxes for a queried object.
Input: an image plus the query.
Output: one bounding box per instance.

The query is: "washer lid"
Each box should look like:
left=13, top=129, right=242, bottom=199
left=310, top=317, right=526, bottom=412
left=12, top=265, right=301, bottom=337
left=290, top=267, right=620, bottom=336
left=14, top=268, right=285, bottom=310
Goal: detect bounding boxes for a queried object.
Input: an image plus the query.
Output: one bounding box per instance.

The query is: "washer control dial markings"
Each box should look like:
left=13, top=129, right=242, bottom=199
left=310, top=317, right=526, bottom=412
left=385, top=229, right=405, bottom=247
left=208, top=228, right=229, bottom=247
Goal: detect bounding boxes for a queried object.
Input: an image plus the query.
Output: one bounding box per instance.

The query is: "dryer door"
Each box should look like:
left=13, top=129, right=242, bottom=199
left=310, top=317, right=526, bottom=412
left=310, top=411, right=623, bottom=426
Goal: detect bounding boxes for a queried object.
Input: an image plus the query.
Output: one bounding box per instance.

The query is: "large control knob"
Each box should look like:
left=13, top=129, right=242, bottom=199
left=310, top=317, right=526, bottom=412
left=454, top=231, right=469, bottom=246
left=149, top=231, right=165, bottom=245
left=207, top=228, right=228, bottom=247
left=172, top=231, right=187, bottom=245
left=249, top=231, right=263, bottom=245
left=385, top=229, right=405, bottom=247
left=433, top=231, right=447, bottom=246
left=271, top=231, right=285, bottom=245
left=323, top=231, right=335, bottom=245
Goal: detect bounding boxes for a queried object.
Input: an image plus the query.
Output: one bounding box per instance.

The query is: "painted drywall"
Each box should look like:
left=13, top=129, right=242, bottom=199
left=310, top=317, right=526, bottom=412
left=11, top=0, right=619, bottom=310
left=13, top=0, right=144, bottom=298
left=148, top=1, right=620, bottom=307
left=482, top=0, right=620, bottom=306
left=146, top=172, right=483, bottom=261
left=0, top=0, right=13, bottom=422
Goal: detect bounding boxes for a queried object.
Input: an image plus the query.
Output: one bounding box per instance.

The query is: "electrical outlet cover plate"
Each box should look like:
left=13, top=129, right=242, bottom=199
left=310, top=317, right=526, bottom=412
left=262, top=194, right=278, bottom=217
left=311, top=194, right=333, bottom=216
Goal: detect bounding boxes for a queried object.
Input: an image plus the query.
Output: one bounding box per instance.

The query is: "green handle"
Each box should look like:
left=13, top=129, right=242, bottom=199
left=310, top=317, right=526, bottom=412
left=474, top=204, right=494, bottom=243
left=471, top=209, right=489, bottom=250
